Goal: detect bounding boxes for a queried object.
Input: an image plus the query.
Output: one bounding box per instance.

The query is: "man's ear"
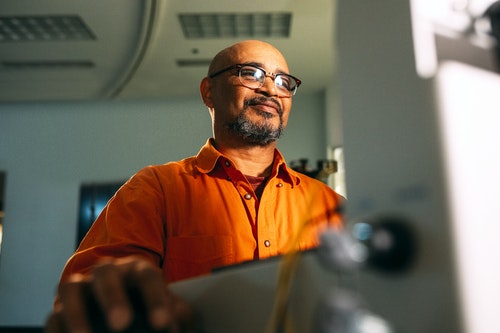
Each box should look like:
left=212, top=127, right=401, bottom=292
left=200, top=77, right=213, bottom=108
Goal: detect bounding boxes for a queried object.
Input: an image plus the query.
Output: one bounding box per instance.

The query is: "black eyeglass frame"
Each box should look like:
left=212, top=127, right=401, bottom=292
left=208, top=63, right=302, bottom=96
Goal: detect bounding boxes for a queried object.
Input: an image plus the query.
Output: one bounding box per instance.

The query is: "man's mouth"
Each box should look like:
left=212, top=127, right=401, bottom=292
left=247, top=97, right=282, bottom=115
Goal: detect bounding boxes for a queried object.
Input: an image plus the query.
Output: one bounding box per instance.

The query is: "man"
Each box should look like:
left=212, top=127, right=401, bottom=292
left=46, top=40, right=343, bottom=332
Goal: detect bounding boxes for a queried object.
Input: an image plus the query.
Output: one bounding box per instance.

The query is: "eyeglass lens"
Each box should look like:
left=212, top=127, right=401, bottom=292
left=239, top=66, right=297, bottom=96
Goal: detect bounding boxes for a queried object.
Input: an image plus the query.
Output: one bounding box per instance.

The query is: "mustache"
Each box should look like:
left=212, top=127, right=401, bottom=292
left=245, top=96, right=282, bottom=115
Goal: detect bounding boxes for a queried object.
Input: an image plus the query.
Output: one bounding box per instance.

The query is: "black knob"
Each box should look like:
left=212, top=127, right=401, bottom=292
left=352, top=216, right=417, bottom=273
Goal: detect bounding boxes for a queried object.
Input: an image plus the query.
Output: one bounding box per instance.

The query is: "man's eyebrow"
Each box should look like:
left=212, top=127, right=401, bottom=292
left=242, top=62, right=289, bottom=75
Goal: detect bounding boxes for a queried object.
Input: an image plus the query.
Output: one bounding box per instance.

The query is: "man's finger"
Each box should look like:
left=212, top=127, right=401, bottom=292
left=58, top=280, right=93, bottom=333
left=92, top=262, right=134, bottom=331
left=133, top=261, right=173, bottom=330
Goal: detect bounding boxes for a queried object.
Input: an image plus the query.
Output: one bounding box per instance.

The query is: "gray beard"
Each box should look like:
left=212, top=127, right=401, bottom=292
left=226, top=108, right=284, bottom=146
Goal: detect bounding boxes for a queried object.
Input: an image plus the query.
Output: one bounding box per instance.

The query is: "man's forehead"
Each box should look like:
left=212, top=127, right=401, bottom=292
left=239, top=61, right=289, bottom=75
left=209, top=40, right=289, bottom=74
left=229, top=50, right=289, bottom=72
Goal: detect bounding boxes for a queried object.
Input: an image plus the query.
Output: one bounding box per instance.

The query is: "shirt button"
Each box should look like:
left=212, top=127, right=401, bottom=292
left=244, top=193, right=252, bottom=200
left=277, top=183, right=283, bottom=188
left=264, top=240, right=271, bottom=247
left=225, top=160, right=231, bottom=167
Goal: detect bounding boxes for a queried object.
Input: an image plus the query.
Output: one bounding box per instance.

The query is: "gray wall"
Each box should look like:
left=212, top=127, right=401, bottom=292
left=0, top=92, right=328, bottom=326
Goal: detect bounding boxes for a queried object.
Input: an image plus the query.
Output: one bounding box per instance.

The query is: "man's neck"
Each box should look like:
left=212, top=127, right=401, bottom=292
left=213, top=140, right=276, bottom=177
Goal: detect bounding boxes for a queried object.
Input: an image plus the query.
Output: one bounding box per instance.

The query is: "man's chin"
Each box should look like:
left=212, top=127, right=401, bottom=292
left=228, top=111, right=284, bottom=145
left=240, top=127, right=282, bottom=146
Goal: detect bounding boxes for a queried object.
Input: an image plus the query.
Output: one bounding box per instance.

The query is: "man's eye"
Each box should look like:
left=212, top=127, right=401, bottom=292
left=276, top=76, right=291, bottom=89
left=241, top=68, right=258, bottom=77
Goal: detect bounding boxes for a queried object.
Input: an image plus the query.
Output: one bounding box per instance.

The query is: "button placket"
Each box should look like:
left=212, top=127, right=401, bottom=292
left=255, top=179, right=279, bottom=258
left=222, top=158, right=258, bottom=220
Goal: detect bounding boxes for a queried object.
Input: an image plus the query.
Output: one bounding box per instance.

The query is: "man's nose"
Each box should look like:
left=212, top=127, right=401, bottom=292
left=256, top=75, right=278, bottom=96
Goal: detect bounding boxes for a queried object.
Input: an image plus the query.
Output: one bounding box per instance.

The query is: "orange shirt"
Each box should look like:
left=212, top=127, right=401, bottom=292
left=61, top=139, right=343, bottom=283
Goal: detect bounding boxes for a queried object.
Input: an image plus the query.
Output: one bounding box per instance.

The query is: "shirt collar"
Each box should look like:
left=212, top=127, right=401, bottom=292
left=195, top=138, right=301, bottom=186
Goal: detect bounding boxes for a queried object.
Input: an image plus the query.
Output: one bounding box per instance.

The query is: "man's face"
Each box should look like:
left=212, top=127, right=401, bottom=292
left=203, top=41, right=294, bottom=146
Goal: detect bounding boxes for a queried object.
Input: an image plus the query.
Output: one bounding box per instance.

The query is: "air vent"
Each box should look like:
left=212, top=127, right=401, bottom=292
left=179, top=13, right=292, bottom=39
left=0, top=15, right=95, bottom=42
left=1, top=60, right=95, bottom=70
left=176, top=59, right=212, bottom=67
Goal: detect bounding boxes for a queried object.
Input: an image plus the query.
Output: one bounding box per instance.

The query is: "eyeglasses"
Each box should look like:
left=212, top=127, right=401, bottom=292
left=209, top=64, right=302, bottom=97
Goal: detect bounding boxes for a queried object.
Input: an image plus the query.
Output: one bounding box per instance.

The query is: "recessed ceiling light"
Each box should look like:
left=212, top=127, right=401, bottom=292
left=0, top=15, right=95, bottom=42
left=179, top=13, right=292, bottom=39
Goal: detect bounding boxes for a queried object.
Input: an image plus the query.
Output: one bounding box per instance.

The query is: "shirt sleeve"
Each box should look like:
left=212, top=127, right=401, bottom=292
left=59, top=166, right=167, bottom=283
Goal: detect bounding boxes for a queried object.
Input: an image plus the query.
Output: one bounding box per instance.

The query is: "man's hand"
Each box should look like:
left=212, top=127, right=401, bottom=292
left=45, top=257, right=196, bottom=333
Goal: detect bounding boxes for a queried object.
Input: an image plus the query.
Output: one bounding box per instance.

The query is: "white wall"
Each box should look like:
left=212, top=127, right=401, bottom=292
left=0, top=92, right=328, bottom=326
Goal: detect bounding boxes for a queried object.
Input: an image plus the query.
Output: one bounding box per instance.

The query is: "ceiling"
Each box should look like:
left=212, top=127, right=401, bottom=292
left=0, top=0, right=336, bottom=102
